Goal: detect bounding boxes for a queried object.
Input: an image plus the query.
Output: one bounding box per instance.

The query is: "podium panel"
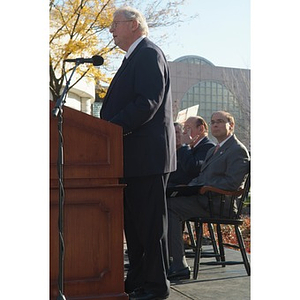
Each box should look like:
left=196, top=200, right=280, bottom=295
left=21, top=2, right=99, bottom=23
left=50, top=102, right=123, bottom=181
left=50, top=102, right=127, bottom=299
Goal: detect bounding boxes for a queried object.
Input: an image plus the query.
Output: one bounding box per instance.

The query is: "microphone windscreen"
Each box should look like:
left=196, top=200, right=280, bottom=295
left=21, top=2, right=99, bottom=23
left=92, top=55, right=104, bottom=66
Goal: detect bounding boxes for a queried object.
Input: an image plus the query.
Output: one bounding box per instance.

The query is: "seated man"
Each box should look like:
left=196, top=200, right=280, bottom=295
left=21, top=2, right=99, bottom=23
left=168, top=116, right=215, bottom=187
left=167, top=111, right=250, bottom=280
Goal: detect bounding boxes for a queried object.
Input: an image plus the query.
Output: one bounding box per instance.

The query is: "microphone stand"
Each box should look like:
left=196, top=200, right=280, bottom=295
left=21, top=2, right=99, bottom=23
left=52, top=62, right=80, bottom=300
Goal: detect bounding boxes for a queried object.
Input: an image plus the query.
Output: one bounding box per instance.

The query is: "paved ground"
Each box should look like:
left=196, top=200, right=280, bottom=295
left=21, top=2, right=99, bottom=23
left=124, top=245, right=250, bottom=300
left=169, top=246, right=250, bottom=300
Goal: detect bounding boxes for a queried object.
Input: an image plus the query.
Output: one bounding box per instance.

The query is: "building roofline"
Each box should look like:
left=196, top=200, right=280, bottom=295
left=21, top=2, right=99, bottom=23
left=173, top=55, right=215, bottom=66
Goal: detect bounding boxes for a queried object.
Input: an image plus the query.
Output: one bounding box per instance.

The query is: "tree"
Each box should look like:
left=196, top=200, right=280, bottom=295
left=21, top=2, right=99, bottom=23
left=49, top=0, right=116, bottom=101
left=49, top=0, right=195, bottom=101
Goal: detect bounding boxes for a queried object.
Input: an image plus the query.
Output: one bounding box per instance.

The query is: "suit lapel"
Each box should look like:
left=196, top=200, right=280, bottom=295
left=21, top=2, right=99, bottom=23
left=192, top=136, right=207, bottom=152
left=201, top=148, right=215, bottom=170
left=104, top=38, right=148, bottom=104
left=201, top=135, right=235, bottom=171
left=104, top=58, right=129, bottom=101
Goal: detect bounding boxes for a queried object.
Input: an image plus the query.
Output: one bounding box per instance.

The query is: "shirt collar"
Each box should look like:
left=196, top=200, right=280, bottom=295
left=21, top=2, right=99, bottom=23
left=218, top=134, right=233, bottom=148
left=193, top=136, right=206, bottom=148
left=125, top=35, right=146, bottom=59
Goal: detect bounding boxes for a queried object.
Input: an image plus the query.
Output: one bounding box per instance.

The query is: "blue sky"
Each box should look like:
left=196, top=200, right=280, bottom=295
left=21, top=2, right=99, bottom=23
left=150, top=0, right=250, bottom=69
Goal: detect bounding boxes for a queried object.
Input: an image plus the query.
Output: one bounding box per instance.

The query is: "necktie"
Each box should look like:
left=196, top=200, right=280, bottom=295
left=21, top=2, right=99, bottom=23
left=213, top=144, right=220, bottom=155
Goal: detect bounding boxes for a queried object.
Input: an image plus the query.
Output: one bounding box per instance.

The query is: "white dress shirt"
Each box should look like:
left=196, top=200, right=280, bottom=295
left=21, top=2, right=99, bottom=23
left=125, top=35, right=146, bottom=59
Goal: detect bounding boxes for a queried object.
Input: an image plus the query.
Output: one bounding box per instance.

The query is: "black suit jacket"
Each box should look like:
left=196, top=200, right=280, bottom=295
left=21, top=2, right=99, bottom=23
left=168, top=136, right=215, bottom=186
left=100, top=38, right=176, bottom=178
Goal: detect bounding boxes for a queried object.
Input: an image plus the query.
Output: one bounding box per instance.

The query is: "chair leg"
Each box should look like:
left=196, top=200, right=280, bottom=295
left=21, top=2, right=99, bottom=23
left=207, top=223, right=220, bottom=262
left=235, top=225, right=251, bottom=276
left=193, top=222, right=203, bottom=280
left=186, top=221, right=196, bottom=249
left=216, top=224, right=226, bottom=267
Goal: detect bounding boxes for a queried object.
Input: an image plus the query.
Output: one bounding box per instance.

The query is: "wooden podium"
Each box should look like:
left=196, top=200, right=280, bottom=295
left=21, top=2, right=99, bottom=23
left=50, top=101, right=128, bottom=299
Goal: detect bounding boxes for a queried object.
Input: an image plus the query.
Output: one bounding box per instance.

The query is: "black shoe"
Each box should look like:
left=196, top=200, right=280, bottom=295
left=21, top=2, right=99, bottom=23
left=128, top=287, right=143, bottom=297
left=129, top=288, right=169, bottom=300
left=167, top=266, right=190, bottom=281
left=125, top=284, right=142, bottom=295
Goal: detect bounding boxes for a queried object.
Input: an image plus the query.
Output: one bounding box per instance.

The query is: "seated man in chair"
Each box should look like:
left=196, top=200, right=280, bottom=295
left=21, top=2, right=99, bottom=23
left=167, top=111, right=250, bottom=280
left=168, top=116, right=215, bottom=187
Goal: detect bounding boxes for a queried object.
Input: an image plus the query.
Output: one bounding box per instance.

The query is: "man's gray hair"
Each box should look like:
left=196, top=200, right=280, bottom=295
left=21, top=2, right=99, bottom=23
left=114, top=6, right=149, bottom=36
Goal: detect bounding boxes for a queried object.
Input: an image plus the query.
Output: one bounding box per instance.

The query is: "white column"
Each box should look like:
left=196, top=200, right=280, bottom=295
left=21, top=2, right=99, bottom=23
left=81, top=97, right=91, bottom=115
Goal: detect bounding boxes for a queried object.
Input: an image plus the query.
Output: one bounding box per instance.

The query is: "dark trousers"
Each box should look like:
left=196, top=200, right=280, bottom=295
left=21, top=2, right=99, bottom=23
left=167, top=194, right=209, bottom=266
left=123, top=174, right=170, bottom=294
left=167, top=194, right=234, bottom=267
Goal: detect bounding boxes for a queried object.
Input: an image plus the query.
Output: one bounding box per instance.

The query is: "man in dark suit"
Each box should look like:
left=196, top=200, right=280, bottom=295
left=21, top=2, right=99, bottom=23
left=167, top=111, right=250, bottom=280
left=168, top=116, right=215, bottom=187
left=100, top=6, right=176, bottom=300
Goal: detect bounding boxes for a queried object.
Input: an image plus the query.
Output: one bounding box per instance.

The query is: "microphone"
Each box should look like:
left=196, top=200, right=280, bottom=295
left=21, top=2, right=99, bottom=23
left=64, top=55, right=104, bottom=66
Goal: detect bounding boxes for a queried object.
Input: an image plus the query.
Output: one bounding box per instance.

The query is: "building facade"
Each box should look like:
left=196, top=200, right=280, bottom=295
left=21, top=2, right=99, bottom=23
left=169, top=55, right=250, bottom=149
left=50, top=73, right=96, bottom=115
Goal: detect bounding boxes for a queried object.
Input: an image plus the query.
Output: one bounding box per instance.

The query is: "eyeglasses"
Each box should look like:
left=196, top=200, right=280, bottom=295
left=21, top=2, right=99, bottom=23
left=209, top=119, right=228, bottom=126
left=110, top=20, right=133, bottom=30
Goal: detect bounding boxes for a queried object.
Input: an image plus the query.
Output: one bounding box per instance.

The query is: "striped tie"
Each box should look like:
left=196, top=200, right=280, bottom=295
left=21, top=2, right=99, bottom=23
left=213, top=144, right=220, bottom=155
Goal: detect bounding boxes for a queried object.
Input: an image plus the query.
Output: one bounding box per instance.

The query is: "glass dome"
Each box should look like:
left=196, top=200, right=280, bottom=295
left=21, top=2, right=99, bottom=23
left=174, top=55, right=215, bottom=66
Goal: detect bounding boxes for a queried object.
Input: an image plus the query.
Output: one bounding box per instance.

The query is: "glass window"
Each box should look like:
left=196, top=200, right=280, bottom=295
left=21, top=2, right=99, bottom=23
left=180, top=80, right=245, bottom=142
